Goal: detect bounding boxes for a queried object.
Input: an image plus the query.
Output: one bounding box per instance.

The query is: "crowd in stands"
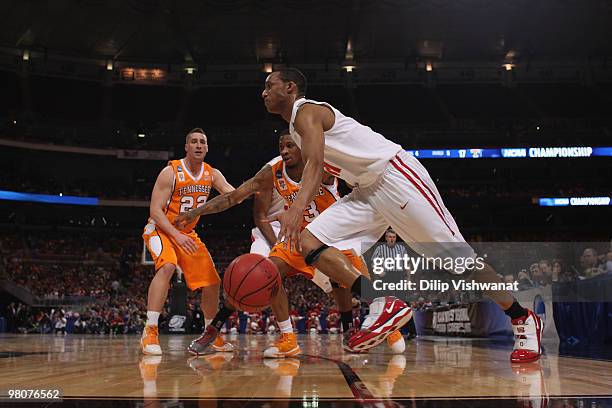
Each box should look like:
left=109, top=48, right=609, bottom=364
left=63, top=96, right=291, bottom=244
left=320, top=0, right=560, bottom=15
left=2, top=229, right=335, bottom=334
left=1, top=228, right=611, bottom=334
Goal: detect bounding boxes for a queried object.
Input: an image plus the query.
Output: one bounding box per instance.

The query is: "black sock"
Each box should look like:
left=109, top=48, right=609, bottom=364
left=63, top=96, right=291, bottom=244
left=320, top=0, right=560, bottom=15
left=504, top=300, right=528, bottom=320
left=350, top=276, right=373, bottom=300
left=210, top=305, right=233, bottom=331
left=340, top=311, right=353, bottom=332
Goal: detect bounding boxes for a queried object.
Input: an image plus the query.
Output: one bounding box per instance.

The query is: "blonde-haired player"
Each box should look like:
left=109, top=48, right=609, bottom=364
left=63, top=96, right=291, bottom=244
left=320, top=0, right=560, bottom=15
left=141, top=128, right=234, bottom=355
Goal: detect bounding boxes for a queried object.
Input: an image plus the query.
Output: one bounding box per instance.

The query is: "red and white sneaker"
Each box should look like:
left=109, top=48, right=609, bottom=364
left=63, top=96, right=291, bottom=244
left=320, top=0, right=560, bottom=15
left=347, top=296, right=413, bottom=352
left=511, top=309, right=544, bottom=363
left=342, top=327, right=368, bottom=354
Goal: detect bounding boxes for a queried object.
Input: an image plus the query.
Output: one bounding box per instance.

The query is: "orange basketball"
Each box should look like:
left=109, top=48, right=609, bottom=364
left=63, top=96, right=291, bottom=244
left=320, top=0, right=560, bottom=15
left=223, top=253, right=281, bottom=312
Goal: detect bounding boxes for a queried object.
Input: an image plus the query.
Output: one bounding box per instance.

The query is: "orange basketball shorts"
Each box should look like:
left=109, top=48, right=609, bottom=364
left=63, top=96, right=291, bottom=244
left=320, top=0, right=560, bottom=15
left=143, top=225, right=220, bottom=291
left=269, top=243, right=368, bottom=280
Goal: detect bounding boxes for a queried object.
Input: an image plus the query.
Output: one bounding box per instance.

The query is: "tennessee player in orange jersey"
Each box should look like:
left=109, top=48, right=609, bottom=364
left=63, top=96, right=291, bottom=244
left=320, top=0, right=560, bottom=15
left=176, top=131, right=405, bottom=357
left=140, top=127, right=235, bottom=355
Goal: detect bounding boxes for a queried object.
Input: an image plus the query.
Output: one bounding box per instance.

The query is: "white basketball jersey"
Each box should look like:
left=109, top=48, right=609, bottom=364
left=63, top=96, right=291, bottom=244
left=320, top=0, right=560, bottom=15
left=266, top=156, right=285, bottom=217
left=289, top=98, right=402, bottom=187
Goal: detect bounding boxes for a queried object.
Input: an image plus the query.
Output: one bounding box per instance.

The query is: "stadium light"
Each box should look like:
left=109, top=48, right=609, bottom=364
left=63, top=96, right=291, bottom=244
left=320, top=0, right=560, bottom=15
left=342, top=57, right=356, bottom=73
left=343, top=37, right=356, bottom=73
left=343, top=63, right=355, bottom=73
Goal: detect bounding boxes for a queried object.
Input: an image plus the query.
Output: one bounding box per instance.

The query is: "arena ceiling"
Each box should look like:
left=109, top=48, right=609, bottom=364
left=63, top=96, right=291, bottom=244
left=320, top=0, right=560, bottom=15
left=1, top=0, right=611, bottom=68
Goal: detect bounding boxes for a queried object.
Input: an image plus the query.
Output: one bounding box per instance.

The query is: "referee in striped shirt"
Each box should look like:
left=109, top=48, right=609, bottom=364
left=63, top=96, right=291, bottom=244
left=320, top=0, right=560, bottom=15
left=372, top=229, right=409, bottom=274
left=371, top=228, right=417, bottom=338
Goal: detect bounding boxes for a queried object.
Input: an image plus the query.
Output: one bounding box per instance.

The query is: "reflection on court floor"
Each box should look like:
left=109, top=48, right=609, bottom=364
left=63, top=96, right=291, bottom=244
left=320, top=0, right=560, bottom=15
left=1, top=333, right=611, bottom=407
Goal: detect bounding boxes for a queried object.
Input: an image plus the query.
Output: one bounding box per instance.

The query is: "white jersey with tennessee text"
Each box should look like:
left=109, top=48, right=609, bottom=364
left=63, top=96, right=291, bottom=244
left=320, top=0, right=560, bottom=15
left=289, top=98, right=402, bottom=187
left=266, top=156, right=285, bottom=217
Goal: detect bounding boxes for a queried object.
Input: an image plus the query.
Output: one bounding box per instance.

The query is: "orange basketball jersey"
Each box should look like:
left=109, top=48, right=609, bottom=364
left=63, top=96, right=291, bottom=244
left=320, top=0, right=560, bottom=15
left=270, top=160, right=339, bottom=230
left=150, top=159, right=214, bottom=233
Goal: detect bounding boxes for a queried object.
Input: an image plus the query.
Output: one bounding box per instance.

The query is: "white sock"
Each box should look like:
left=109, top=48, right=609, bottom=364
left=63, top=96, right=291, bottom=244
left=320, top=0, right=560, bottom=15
left=146, top=311, right=160, bottom=327
left=278, top=319, right=293, bottom=334
left=205, top=319, right=212, bottom=328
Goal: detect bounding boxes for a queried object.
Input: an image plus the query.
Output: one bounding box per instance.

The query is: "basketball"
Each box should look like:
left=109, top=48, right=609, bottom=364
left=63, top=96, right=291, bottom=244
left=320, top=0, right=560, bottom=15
left=223, top=253, right=281, bottom=312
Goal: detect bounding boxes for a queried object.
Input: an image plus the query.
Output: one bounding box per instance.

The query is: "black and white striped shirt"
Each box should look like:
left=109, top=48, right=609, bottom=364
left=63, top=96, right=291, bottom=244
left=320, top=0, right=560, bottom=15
left=372, top=242, right=409, bottom=273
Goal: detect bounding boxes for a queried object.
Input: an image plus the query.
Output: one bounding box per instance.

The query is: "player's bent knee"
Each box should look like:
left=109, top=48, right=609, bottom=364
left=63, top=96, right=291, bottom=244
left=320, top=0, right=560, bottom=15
left=305, top=244, right=330, bottom=266
left=299, top=229, right=323, bottom=255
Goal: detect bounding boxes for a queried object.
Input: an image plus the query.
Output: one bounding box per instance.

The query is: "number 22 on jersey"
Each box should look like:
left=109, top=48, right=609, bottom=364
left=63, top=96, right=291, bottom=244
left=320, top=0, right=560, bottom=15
left=179, top=195, right=207, bottom=213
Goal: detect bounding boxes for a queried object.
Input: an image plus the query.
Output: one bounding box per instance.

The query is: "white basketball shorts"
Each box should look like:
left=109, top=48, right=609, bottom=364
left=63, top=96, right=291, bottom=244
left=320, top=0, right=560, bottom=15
left=250, top=221, right=281, bottom=256
left=305, top=150, right=475, bottom=271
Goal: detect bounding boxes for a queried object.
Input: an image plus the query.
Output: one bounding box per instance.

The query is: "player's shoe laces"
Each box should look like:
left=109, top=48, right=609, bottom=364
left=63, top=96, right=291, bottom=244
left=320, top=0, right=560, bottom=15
left=188, top=325, right=218, bottom=355
left=263, top=332, right=301, bottom=358
left=347, top=296, right=413, bottom=352
left=511, top=309, right=544, bottom=363
left=141, top=325, right=162, bottom=355
left=386, top=330, right=406, bottom=354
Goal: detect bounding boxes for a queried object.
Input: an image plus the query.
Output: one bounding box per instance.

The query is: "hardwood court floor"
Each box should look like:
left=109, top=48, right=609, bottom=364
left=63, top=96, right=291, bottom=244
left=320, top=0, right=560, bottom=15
left=1, top=333, right=611, bottom=405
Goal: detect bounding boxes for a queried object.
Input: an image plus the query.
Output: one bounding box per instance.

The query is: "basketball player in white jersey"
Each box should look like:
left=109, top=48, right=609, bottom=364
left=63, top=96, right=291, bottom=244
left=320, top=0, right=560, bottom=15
left=250, top=155, right=284, bottom=256
left=261, top=68, right=543, bottom=363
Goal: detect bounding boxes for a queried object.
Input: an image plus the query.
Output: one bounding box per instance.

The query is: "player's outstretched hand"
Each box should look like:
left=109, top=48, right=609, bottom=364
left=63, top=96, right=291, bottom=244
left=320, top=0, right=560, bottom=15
left=173, top=232, right=198, bottom=254
left=267, top=207, right=303, bottom=253
left=174, top=209, right=198, bottom=230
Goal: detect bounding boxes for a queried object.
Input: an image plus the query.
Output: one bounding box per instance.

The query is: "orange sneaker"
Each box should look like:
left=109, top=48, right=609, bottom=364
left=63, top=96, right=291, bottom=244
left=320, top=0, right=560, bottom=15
left=141, top=325, right=162, bottom=355
left=263, top=332, right=301, bottom=358
left=212, top=335, right=234, bottom=352
left=386, top=330, right=406, bottom=354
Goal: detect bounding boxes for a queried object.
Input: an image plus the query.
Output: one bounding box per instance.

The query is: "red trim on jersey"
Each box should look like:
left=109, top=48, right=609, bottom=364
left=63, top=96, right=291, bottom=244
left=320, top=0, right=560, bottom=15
left=323, top=161, right=342, bottom=177
left=390, top=159, right=455, bottom=236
